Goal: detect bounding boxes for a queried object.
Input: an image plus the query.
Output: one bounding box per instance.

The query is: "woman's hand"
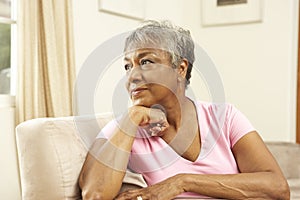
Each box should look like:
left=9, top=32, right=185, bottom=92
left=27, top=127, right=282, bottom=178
left=115, top=175, right=185, bottom=200
left=127, top=105, right=169, bottom=137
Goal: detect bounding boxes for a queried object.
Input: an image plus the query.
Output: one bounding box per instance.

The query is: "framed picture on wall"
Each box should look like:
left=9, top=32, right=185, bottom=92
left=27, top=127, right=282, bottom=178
left=98, top=0, right=145, bottom=20
left=202, top=0, right=264, bottom=26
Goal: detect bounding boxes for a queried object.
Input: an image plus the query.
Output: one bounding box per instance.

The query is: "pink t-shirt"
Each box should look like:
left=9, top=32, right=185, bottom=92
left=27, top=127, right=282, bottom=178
left=97, top=101, right=255, bottom=198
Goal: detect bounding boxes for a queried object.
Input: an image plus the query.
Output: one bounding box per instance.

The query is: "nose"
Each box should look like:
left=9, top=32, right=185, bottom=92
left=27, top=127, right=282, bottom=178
left=126, top=65, right=143, bottom=90
left=127, top=65, right=143, bottom=83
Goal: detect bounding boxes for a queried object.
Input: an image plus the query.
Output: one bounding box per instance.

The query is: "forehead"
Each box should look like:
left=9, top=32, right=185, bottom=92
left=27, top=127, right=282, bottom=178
left=123, top=48, right=171, bottom=61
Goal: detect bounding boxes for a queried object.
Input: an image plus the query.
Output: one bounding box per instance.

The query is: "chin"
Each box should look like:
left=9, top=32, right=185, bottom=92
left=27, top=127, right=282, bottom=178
left=132, top=99, right=154, bottom=108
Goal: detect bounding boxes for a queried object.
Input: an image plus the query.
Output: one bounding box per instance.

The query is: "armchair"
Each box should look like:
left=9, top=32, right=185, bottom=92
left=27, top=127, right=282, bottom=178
left=15, top=114, right=300, bottom=199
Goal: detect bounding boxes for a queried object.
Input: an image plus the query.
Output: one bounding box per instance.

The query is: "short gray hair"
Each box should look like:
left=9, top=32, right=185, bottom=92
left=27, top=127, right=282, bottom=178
left=124, top=20, right=195, bottom=87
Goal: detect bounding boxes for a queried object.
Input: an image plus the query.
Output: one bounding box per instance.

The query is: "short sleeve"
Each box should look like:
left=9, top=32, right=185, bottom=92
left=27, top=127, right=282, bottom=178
left=226, top=105, right=256, bottom=147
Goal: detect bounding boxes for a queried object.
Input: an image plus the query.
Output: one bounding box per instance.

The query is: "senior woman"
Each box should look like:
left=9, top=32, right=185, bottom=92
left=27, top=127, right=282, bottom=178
left=79, top=21, right=289, bottom=200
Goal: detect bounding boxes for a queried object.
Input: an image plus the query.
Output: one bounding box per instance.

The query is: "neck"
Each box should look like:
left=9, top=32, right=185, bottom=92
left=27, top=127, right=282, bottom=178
left=162, top=94, right=191, bottom=131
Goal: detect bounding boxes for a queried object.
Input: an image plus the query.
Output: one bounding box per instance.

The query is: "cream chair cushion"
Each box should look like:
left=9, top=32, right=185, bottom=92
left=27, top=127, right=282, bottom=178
left=16, top=113, right=147, bottom=200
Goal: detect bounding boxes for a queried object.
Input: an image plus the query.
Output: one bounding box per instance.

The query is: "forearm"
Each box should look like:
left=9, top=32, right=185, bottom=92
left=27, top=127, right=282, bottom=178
left=91, top=116, right=137, bottom=171
left=80, top=106, right=168, bottom=199
left=178, top=172, right=290, bottom=200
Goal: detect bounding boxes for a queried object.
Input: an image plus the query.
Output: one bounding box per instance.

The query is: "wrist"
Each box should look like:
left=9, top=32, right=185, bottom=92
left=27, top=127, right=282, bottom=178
left=117, top=114, right=139, bottom=137
left=173, top=173, right=189, bottom=193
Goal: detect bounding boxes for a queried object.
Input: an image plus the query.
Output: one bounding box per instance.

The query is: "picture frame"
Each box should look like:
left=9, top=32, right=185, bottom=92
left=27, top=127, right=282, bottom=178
left=201, top=0, right=264, bottom=27
left=98, top=0, right=145, bottom=20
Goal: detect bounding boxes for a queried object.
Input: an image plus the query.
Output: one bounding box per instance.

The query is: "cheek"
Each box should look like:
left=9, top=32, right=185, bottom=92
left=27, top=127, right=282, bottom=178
left=148, top=68, right=177, bottom=85
left=156, top=73, right=178, bottom=90
left=150, top=79, right=177, bottom=97
left=125, top=79, right=130, bottom=91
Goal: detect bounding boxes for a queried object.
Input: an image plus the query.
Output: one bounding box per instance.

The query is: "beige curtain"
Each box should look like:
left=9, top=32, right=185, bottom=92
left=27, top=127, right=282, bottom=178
left=16, top=0, right=75, bottom=124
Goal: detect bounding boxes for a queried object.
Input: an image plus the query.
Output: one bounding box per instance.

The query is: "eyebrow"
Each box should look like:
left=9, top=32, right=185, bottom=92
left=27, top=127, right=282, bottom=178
left=123, top=51, right=159, bottom=61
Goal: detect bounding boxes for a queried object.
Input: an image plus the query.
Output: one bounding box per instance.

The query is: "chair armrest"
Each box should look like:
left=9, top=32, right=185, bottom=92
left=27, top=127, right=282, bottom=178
left=16, top=115, right=147, bottom=200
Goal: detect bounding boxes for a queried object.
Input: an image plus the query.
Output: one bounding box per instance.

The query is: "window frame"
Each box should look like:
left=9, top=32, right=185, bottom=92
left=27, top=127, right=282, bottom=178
left=0, top=0, right=17, bottom=95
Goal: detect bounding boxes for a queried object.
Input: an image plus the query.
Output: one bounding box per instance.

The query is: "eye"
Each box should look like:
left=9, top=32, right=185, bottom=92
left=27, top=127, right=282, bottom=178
left=140, top=59, right=153, bottom=65
left=124, top=63, right=132, bottom=71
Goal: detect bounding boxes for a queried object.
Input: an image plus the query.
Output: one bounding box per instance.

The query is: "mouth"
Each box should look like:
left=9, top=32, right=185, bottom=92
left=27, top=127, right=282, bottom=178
left=130, top=87, right=148, bottom=97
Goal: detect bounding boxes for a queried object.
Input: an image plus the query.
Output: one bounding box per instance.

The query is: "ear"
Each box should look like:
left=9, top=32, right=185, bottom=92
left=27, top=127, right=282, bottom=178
left=177, top=58, right=188, bottom=79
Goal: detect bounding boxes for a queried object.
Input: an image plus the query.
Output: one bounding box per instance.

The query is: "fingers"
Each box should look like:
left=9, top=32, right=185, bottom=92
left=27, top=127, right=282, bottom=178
left=146, top=107, right=169, bottom=136
left=126, top=105, right=169, bottom=137
left=149, top=123, right=163, bottom=136
left=115, top=188, right=147, bottom=200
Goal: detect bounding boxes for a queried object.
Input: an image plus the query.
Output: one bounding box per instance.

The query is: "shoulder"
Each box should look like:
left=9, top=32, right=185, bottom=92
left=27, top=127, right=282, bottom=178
left=194, top=100, right=255, bottom=146
left=194, top=100, right=234, bottom=122
left=194, top=100, right=245, bottom=119
left=194, top=100, right=232, bottom=109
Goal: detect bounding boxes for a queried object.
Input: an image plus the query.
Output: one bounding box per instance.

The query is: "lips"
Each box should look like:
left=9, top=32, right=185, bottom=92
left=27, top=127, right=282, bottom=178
left=130, top=87, right=148, bottom=97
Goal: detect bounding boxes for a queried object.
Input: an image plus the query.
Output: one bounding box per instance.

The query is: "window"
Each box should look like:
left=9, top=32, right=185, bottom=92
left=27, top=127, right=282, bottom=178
left=217, top=0, right=247, bottom=6
left=0, top=0, right=16, bottom=95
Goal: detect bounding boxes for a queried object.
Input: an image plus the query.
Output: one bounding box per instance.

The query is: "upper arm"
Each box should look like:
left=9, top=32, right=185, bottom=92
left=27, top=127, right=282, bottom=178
left=232, top=131, right=283, bottom=175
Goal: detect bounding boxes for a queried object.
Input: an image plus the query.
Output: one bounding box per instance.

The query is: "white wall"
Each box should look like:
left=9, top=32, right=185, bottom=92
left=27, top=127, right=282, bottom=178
left=184, top=0, right=298, bottom=142
left=73, top=0, right=298, bottom=142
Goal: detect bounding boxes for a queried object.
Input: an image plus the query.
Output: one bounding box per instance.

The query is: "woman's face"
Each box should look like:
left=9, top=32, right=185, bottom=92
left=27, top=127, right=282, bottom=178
left=124, top=48, right=180, bottom=107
